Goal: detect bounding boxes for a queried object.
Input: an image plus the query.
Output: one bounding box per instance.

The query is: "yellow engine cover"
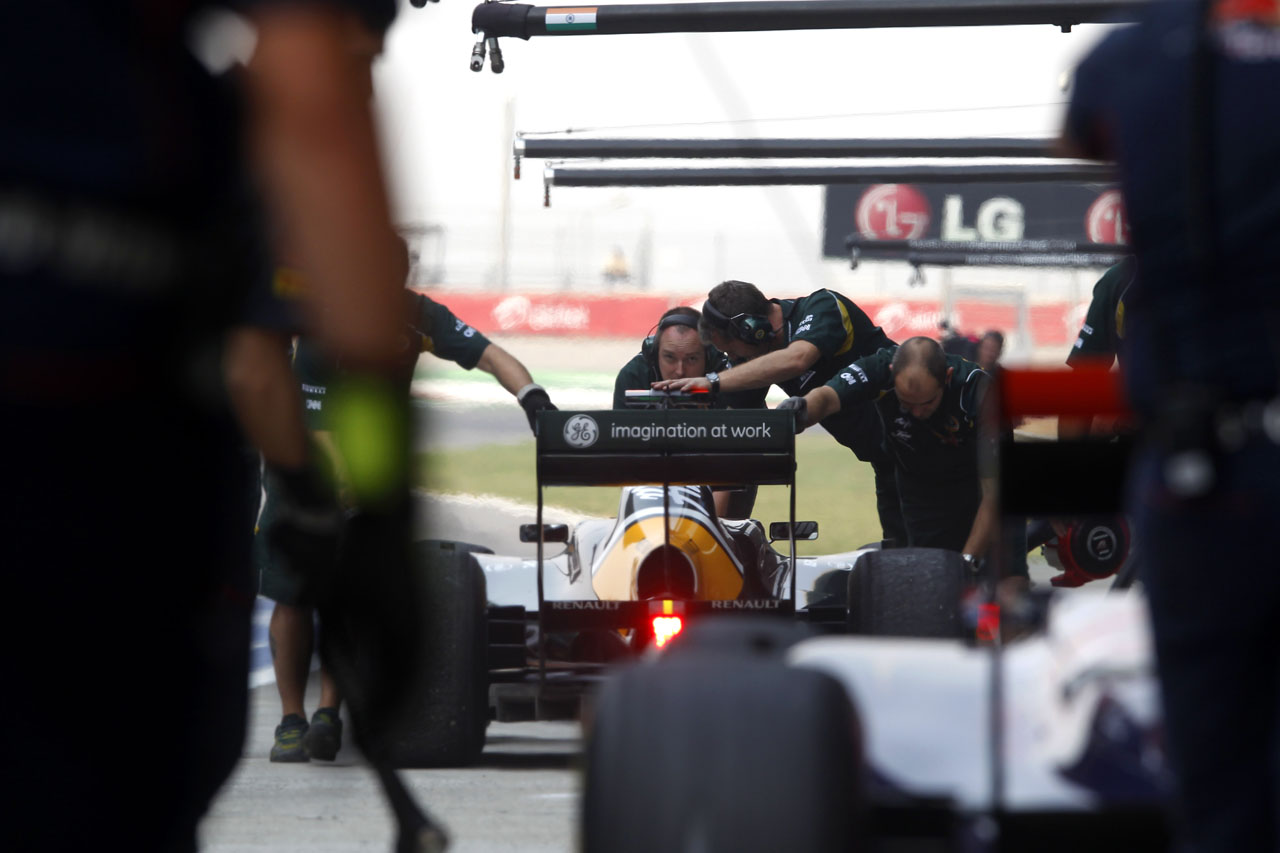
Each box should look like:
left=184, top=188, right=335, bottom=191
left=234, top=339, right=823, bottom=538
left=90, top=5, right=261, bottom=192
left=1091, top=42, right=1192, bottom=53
left=592, top=514, right=743, bottom=602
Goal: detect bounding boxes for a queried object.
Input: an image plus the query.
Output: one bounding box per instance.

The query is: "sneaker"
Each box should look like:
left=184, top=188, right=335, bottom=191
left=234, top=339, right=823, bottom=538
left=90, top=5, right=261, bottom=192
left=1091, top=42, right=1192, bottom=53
left=304, top=707, right=343, bottom=761
left=270, top=713, right=310, bottom=763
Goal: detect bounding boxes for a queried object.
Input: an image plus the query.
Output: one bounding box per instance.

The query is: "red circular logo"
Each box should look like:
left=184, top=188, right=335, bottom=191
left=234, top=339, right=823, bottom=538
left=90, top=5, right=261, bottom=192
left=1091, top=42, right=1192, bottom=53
left=854, top=184, right=931, bottom=240
left=1085, top=190, right=1130, bottom=244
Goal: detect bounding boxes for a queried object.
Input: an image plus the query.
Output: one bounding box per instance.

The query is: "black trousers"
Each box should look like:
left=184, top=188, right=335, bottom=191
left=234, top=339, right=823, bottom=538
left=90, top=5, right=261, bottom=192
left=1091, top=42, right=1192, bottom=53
left=1130, top=442, right=1280, bottom=852
left=1, top=393, right=254, bottom=853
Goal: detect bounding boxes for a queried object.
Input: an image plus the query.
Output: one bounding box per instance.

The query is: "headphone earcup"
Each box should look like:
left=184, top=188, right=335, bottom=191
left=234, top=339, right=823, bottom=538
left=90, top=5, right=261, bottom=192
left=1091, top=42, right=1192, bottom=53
left=734, top=314, right=774, bottom=344
left=641, top=334, right=658, bottom=370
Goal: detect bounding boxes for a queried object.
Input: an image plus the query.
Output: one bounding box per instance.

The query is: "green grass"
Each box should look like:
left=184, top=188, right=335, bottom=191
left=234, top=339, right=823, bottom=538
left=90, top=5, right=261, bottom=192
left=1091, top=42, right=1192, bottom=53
left=414, top=433, right=883, bottom=553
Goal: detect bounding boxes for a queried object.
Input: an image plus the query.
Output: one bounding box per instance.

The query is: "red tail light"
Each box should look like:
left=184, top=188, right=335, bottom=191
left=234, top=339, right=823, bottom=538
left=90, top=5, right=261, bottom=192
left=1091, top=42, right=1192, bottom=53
left=652, top=615, right=684, bottom=649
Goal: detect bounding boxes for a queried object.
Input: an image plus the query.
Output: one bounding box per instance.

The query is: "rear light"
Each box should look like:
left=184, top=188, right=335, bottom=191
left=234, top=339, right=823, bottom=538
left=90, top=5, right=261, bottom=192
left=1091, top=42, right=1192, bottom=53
left=651, top=615, right=684, bottom=649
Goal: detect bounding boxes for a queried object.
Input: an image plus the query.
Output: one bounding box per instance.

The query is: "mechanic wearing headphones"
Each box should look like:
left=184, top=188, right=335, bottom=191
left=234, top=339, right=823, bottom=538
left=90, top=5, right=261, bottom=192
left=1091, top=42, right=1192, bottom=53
left=614, top=305, right=766, bottom=518
left=780, top=337, right=1000, bottom=570
left=654, top=280, right=905, bottom=545
left=261, top=286, right=556, bottom=763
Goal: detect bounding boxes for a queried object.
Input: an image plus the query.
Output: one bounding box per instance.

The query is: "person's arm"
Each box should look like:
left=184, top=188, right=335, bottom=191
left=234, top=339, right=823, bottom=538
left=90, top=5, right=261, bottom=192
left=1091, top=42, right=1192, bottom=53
left=962, top=476, right=999, bottom=559
left=654, top=340, right=821, bottom=394
left=246, top=7, right=407, bottom=372
left=475, top=342, right=557, bottom=433
left=476, top=343, right=535, bottom=396
left=224, top=327, right=309, bottom=469
left=792, top=385, right=842, bottom=429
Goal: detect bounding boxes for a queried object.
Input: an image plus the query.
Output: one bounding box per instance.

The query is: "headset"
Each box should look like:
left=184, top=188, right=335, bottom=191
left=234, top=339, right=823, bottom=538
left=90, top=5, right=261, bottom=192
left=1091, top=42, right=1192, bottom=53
left=642, top=311, right=720, bottom=377
left=701, top=298, right=777, bottom=345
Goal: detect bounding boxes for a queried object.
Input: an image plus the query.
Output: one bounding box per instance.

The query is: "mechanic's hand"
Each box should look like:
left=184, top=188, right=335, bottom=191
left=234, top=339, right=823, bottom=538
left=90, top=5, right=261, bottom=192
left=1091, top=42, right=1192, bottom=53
left=777, top=395, right=809, bottom=432
left=652, top=376, right=709, bottom=393
left=517, top=383, right=557, bottom=434
left=266, top=460, right=344, bottom=599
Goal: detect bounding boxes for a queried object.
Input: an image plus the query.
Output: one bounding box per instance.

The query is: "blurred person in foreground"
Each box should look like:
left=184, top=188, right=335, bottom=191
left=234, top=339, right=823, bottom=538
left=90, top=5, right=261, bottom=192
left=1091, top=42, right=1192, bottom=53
left=1063, top=0, right=1280, bottom=848
left=654, top=281, right=906, bottom=546
left=262, top=274, right=555, bottom=762
left=613, top=305, right=761, bottom=518
left=0, top=2, right=411, bottom=850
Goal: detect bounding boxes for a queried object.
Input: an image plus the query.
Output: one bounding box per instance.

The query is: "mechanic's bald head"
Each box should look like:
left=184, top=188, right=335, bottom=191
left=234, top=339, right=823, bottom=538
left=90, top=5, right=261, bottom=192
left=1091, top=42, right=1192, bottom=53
left=891, top=337, right=951, bottom=420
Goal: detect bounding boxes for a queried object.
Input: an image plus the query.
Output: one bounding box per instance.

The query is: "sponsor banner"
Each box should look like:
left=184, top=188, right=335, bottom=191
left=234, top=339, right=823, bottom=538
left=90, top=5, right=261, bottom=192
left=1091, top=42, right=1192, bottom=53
left=417, top=290, right=1088, bottom=347
left=823, top=182, right=1127, bottom=259
left=864, top=300, right=1082, bottom=346
left=538, top=409, right=795, bottom=454
left=422, top=292, right=672, bottom=337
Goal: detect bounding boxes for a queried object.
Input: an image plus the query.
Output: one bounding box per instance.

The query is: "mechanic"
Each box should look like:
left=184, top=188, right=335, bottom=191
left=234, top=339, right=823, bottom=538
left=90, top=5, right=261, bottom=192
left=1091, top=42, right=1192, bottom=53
left=780, top=338, right=1000, bottom=572
left=1064, top=0, right=1280, bottom=848
left=0, top=1, right=413, bottom=849
left=1060, top=258, right=1136, bottom=438
left=654, top=280, right=906, bottom=546
left=261, top=277, right=556, bottom=762
left=613, top=305, right=763, bottom=519
left=975, top=330, right=1005, bottom=373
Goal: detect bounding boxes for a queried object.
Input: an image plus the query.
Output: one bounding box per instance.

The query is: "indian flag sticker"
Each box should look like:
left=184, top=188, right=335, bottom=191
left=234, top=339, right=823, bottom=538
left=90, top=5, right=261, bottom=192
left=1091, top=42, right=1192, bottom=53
left=546, top=7, right=598, bottom=31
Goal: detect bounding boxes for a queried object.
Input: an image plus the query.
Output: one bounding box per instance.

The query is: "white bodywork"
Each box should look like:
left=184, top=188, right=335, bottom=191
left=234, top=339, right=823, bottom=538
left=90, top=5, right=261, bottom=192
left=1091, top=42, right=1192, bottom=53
left=789, top=590, right=1162, bottom=810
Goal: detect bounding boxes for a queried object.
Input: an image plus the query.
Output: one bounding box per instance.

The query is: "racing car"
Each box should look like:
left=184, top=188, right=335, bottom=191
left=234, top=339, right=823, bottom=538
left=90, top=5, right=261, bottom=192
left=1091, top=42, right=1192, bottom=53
left=387, top=404, right=867, bottom=767
left=577, top=367, right=1165, bottom=852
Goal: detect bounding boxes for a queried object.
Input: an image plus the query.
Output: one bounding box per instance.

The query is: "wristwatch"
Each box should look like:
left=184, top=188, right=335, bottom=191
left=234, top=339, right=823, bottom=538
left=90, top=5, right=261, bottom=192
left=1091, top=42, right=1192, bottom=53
left=961, top=553, right=978, bottom=571
left=705, top=371, right=721, bottom=393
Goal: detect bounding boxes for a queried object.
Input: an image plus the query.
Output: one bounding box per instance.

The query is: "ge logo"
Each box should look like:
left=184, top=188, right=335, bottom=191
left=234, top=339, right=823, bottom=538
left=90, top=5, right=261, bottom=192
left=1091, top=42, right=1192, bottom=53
left=563, top=414, right=599, bottom=448
left=1086, top=527, right=1117, bottom=561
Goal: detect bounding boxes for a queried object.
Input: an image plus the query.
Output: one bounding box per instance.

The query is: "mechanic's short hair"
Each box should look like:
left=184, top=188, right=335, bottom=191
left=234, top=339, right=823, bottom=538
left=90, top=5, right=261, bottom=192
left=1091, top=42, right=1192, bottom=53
left=892, top=336, right=948, bottom=385
left=701, top=280, right=770, bottom=338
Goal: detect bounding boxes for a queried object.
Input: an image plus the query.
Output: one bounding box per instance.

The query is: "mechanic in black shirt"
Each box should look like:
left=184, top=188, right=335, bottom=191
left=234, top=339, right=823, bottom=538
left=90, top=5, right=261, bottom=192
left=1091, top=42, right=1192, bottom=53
left=0, top=2, right=411, bottom=849
left=614, top=305, right=762, bottom=518
left=1060, top=258, right=1136, bottom=439
left=262, top=282, right=555, bottom=762
left=781, top=338, right=999, bottom=567
left=654, top=281, right=906, bottom=545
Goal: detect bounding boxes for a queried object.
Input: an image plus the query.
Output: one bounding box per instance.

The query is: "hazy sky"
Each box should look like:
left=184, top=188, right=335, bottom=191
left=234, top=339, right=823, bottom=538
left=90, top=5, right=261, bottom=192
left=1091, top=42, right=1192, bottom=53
left=373, top=2, right=1120, bottom=291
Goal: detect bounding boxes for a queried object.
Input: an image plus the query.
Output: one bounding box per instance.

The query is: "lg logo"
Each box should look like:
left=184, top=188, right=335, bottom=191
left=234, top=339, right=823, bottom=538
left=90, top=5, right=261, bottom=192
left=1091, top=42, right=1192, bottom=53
left=855, top=184, right=931, bottom=239
left=940, top=195, right=1025, bottom=241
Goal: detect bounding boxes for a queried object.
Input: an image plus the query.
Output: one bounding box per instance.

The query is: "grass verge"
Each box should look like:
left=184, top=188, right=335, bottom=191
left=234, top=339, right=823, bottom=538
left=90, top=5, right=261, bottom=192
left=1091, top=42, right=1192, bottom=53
left=415, top=433, right=883, bottom=554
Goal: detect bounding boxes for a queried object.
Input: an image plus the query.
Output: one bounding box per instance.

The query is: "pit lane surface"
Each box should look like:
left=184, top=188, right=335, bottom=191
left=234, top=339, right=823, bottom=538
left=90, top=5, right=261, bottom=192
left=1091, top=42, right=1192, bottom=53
left=203, top=401, right=586, bottom=852
left=207, top=359, right=1075, bottom=851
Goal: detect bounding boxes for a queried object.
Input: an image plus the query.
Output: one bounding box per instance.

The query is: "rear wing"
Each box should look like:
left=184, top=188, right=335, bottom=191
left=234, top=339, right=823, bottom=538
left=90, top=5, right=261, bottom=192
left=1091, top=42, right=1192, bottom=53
left=535, top=409, right=796, bottom=487
left=529, top=409, right=802, bottom=668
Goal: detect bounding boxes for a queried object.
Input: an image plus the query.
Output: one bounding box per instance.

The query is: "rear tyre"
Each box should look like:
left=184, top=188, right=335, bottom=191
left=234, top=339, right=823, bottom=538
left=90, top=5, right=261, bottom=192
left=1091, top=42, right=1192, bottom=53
left=385, top=540, right=490, bottom=767
left=582, top=647, right=862, bottom=852
left=846, top=547, right=968, bottom=639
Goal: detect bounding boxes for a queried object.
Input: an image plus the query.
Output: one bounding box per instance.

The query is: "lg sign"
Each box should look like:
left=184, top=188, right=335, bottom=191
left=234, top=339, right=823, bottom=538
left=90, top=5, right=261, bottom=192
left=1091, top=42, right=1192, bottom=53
left=1085, top=190, right=1130, bottom=243
left=855, top=184, right=931, bottom=239
left=834, top=182, right=1127, bottom=253
left=856, top=184, right=1026, bottom=241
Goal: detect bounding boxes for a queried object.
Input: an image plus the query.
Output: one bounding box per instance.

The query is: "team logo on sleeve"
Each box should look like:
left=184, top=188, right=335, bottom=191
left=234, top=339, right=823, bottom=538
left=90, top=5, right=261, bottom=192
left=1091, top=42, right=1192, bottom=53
left=840, top=365, right=868, bottom=386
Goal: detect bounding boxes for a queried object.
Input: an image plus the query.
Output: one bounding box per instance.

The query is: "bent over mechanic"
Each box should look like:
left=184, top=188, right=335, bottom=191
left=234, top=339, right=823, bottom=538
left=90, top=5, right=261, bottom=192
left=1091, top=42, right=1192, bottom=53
left=655, top=281, right=904, bottom=545
left=784, top=337, right=997, bottom=564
